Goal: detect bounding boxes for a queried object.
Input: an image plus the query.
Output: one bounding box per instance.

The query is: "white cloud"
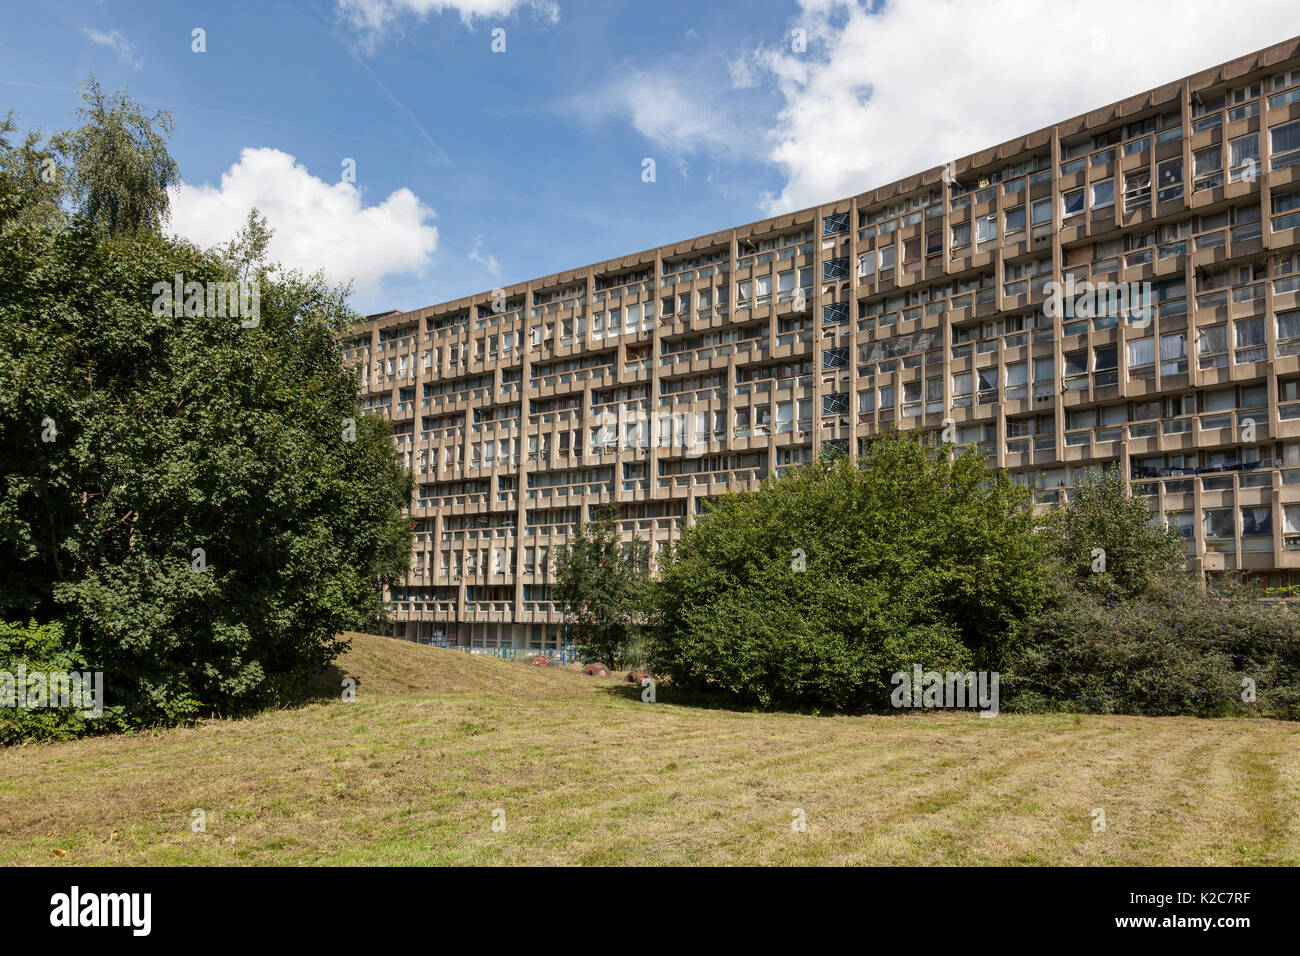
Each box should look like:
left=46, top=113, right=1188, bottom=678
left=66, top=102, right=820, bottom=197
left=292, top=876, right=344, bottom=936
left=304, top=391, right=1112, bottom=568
left=754, top=0, right=1300, bottom=213
left=82, top=28, right=141, bottom=70
left=167, top=148, right=438, bottom=301
left=728, top=53, right=758, bottom=89
left=469, top=236, right=502, bottom=279
left=586, top=69, right=743, bottom=155
left=336, top=0, right=558, bottom=38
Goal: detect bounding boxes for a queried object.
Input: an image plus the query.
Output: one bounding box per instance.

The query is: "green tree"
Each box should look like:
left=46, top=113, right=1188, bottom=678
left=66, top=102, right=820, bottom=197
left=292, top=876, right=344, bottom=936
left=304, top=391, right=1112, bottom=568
left=51, top=74, right=179, bottom=237
left=1043, top=467, right=1185, bottom=600
left=648, top=433, right=1052, bottom=710
left=0, top=112, right=68, bottom=232
left=554, top=505, right=649, bottom=667
left=219, top=207, right=274, bottom=285
left=0, top=130, right=410, bottom=729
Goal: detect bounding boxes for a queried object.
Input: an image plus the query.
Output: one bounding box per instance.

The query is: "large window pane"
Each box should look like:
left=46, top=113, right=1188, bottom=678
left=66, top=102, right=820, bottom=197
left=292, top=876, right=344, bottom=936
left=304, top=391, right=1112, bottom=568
left=1128, top=337, right=1155, bottom=367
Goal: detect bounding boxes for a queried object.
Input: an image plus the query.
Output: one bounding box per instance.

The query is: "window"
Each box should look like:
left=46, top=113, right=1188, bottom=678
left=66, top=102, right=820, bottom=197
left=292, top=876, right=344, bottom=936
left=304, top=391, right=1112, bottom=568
left=858, top=252, right=875, bottom=277
left=1227, top=204, right=1258, bottom=228
left=1096, top=128, right=1122, bottom=149
left=950, top=222, right=971, bottom=248
left=1007, top=416, right=1034, bottom=438
left=1127, top=337, right=1155, bottom=372
left=1034, top=357, right=1056, bottom=397
left=1204, top=508, right=1234, bottom=539
left=1272, top=80, right=1300, bottom=110
left=1234, top=316, right=1266, bottom=363
left=902, top=381, right=922, bottom=417
left=1125, top=135, right=1150, bottom=156
left=925, top=376, right=943, bottom=410
left=1156, top=114, right=1184, bottom=146
left=1287, top=506, right=1300, bottom=547
left=1031, top=197, right=1052, bottom=225
left=1278, top=309, right=1300, bottom=355
left=1066, top=408, right=1097, bottom=431
left=1193, top=89, right=1225, bottom=118
left=1062, top=189, right=1085, bottom=219
left=755, top=275, right=772, bottom=302
left=1005, top=361, right=1027, bottom=392
left=1240, top=383, right=1267, bottom=408
left=1273, top=69, right=1300, bottom=94
left=1156, top=157, right=1183, bottom=203
left=976, top=215, right=997, bottom=242
left=1231, top=82, right=1261, bottom=105
left=1126, top=117, right=1156, bottom=139
left=1198, top=324, right=1228, bottom=369
left=1241, top=506, right=1272, bottom=537
left=775, top=401, right=793, bottom=433
left=1273, top=191, right=1300, bottom=232
left=1160, top=331, right=1187, bottom=375
left=1093, top=346, right=1118, bottom=387
left=1091, top=178, right=1114, bottom=209
left=1223, top=136, right=1259, bottom=188
left=1124, top=170, right=1151, bottom=211
left=1193, top=146, right=1223, bottom=191
left=1063, top=350, right=1088, bottom=377
left=1005, top=206, right=1026, bottom=233
left=977, top=368, right=998, bottom=402
left=1270, top=120, right=1300, bottom=171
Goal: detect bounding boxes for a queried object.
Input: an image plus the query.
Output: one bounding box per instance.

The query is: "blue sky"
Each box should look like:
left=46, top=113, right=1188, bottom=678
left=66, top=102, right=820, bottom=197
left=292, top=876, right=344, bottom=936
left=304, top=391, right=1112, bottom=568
left=4, top=0, right=1300, bottom=314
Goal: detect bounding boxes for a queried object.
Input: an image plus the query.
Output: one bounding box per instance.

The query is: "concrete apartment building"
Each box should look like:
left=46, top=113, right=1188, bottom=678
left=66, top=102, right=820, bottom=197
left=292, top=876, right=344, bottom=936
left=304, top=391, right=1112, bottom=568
left=343, top=36, right=1300, bottom=649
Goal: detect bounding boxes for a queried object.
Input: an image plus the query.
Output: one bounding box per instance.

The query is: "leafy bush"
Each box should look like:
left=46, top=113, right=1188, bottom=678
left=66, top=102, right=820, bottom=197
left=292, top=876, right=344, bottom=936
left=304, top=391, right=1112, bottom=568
left=648, top=433, right=1052, bottom=709
left=0, top=619, right=127, bottom=743
left=1001, top=581, right=1300, bottom=718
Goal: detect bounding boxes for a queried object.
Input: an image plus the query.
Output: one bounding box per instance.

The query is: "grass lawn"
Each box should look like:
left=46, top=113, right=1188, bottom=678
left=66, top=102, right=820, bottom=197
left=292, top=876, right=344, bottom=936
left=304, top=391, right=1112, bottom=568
left=2, top=633, right=1297, bottom=866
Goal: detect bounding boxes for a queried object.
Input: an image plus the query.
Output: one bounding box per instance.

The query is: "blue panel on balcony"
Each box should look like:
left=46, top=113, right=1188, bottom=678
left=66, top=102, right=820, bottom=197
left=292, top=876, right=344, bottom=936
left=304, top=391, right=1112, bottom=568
left=822, top=302, right=849, bottom=325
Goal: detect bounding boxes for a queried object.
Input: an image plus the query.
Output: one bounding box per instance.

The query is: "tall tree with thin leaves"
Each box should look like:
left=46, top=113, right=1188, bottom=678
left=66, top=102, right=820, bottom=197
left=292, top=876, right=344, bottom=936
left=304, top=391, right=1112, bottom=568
left=52, top=74, right=179, bottom=237
left=554, top=505, right=650, bottom=667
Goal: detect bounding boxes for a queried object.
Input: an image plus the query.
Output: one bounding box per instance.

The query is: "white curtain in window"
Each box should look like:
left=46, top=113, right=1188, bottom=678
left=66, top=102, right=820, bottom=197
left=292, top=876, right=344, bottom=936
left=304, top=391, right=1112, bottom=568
left=1285, top=506, right=1300, bottom=534
left=1128, top=337, right=1156, bottom=366
left=1236, top=317, right=1265, bottom=347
